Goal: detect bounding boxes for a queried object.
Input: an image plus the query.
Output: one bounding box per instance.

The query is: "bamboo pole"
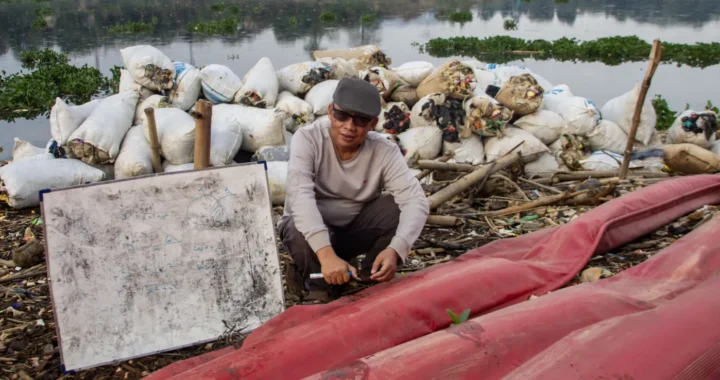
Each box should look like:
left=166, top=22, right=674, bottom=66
left=144, top=108, right=163, bottom=173
left=417, top=160, right=476, bottom=173
left=425, top=215, right=461, bottom=226
left=619, top=40, right=664, bottom=179
left=415, top=152, right=453, bottom=180
left=193, top=100, right=212, bottom=169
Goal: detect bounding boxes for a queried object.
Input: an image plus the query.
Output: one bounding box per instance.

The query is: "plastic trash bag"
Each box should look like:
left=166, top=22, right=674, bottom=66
left=200, top=64, right=243, bottom=104
left=114, top=126, right=154, bottom=179
left=120, top=45, right=174, bottom=91
left=210, top=105, right=287, bottom=152
left=586, top=119, right=628, bottom=155
left=12, top=138, right=46, bottom=162
left=667, top=110, right=718, bottom=148
left=266, top=161, right=288, bottom=206
left=0, top=158, right=105, bottom=209
left=442, top=134, right=485, bottom=165
left=484, top=127, right=550, bottom=163
left=581, top=151, right=640, bottom=171
left=524, top=152, right=560, bottom=178
left=712, top=141, right=720, bottom=157
left=544, top=96, right=601, bottom=136
left=276, top=91, right=315, bottom=133
left=417, top=60, right=476, bottom=100
left=236, top=57, right=279, bottom=108
left=209, top=104, right=244, bottom=166
left=276, top=62, right=332, bottom=97
left=68, top=91, right=139, bottom=165
left=377, top=102, right=411, bottom=134
left=662, top=143, right=720, bottom=175
left=514, top=110, right=566, bottom=145
left=541, top=84, right=573, bottom=110
left=462, top=95, right=513, bottom=138
left=169, top=62, right=202, bottom=111
left=601, top=83, right=657, bottom=146
left=315, top=57, right=359, bottom=80
left=360, top=67, right=402, bottom=101
left=163, top=161, right=195, bottom=173
left=549, top=134, right=592, bottom=171
left=119, top=69, right=154, bottom=99
left=305, top=80, right=339, bottom=115
left=393, top=61, right=435, bottom=87
left=491, top=73, right=545, bottom=117
left=410, top=93, right=465, bottom=143
left=134, top=94, right=170, bottom=126
left=398, top=126, right=443, bottom=164
left=312, top=45, right=391, bottom=70
left=49, top=98, right=100, bottom=147
left=630, top=149, right=666, bottom=172
left=254, top=145, right=290, bottom=162
left=483, top=63, right=553, bottom=93
left=141, top=108, right=196, bottom=165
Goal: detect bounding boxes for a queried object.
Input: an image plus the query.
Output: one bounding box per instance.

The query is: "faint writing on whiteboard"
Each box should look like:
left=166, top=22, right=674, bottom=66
left=119, top=211, right=174, bottom=221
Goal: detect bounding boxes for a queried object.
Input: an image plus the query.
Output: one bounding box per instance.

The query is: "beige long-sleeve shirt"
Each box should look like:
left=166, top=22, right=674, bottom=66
left=280, top=119, right=429, bottom=262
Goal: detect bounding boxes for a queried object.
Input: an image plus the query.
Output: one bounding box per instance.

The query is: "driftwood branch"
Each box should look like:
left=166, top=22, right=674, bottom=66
left=415, top=153, right=453, bottom=180
left=417, top=160, right=475, bottom=173
left=519, top=177, right=563, bottom=194
left=425, top=215, right=462, bottom=226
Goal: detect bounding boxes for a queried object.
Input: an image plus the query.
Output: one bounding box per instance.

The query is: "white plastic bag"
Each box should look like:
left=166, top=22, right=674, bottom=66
left=114, top=126, right=154, bottom=179
left=601, top=83, right=657, bottom=146
left=712, top=141, right=720, bottom=157
left=209, top=105, right=286, bottom=152
left=163, top=161, right=195, bottom=173
left=266, top=161, right=288, bottom=206
left=142, top=108, right=196, bottom=165
left=393, top=61, right=435, bottom=87
left=397, top=126, right=443, bottom=163
left=68, top=91, right=139, bottom=164
left=541, top=84, right=573, bottom=110
left=544, top=96, right=601, bottom=136
left=581, top=151, right=639, bottom=171
left=305, top=80, right=339, bottom=115
left=276, top=61, right=332, bottom=97
left=49, top=98, right=100, bottom=146
left=200, top=64, right=243, bottom=104
left=524, top=152, right=560, bottom=178
left=484, top=127, right=550, bottom=163
left=276, top=91, right=315, bottom=133
left=442, top=134, right=485, bottom=165
left=169, top=62, right=202, bottom=111
left=513, top=110, right=567, bottom=145
left=119, top=69, right=154, bottom=99
left=209, top=104, right=244, bottom=166
left=667, top=110, right=718, bottom=148
left=236, top=57, right=279, bottom=108
left=316, top=57, right=359, bottom=80
left=134, top=94, right=169, bottom=126
left=0, top=159, right=105, bottom=209
left=586, top=120, right=628, bottom=154
left=119, top=45, right=174, bottom=91
left=12, top=138, right=46, bottom=162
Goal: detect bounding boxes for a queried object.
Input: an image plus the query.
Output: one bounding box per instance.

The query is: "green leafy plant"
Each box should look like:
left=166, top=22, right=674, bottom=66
left=320, top=11, right=337, bottom=23
left=34, top=7, right=53, bottom=16
left=706, top=100, right=719, bottom=114
left=288, top=16, right=297, bottom=26
left=31, top=16, right=47, bottom=30
left=504, top=18, right=519, bottom=31
left=652, top=94, right=677, bottom=130
left=210, top=3, right=226, bottom=12
left=228, top=5, right=240, bottom=15
left=361, top=14, right=376, bottom=24
left=448, top=10, right=473, bottom=23
left=108, top=17, right=157, bottom=34
left=187, top=18, right=239, bottom=35
left=447, top=309, right=471, bottom=325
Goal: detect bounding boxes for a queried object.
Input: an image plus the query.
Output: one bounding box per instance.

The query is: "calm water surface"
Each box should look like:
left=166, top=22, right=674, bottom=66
left=1, top=0, right=719, bottom=159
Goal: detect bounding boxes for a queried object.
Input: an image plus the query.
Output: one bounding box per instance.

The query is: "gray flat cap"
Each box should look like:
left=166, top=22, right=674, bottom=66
left=332, top=77, right=382, bottom=118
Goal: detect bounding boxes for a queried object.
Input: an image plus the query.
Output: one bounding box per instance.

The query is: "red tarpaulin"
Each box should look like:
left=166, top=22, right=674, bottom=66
left=148, top=174, right=720, bottom=380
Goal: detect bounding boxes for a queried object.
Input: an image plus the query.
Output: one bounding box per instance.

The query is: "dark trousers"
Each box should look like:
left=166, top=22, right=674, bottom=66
left=279, top=194, right=400, bottom=290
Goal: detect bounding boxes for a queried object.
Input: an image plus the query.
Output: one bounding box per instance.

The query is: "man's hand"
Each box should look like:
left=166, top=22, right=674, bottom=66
left=370, top=248, right=400, bottom=282
left=317, top=247, right=358, bottom=285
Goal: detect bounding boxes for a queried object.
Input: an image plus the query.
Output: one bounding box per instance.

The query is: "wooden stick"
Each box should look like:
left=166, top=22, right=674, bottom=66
left=479, top=189, right=592, bottom=217
left=143, top=108, right=163, bottom=174
left=519, top=177, right=563, bottom=194
left=425, top=215, right=461, bottom=227
left=193, top=100, right=213, bottom=169
left=417, top=160, right=475, bottom=173
left=619, top=40, right=664, bottom=179
left=552, top=170, right=667, bottom=182
left=427, top=152, right=521, bottom=210
left=0, top=259, right=15, bottom=268
left=415, top=153, right=453, bottom=180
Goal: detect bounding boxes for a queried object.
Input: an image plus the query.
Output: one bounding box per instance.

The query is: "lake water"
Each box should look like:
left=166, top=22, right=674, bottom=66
left=1, top=0, right=719, bottom=159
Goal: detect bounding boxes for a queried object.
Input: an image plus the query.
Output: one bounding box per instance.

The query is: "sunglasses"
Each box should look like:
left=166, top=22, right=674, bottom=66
left=331, top=105, right=373, bottom=127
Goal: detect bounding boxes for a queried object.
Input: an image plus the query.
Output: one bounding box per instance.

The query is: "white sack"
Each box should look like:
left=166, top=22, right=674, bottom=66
left=134, top=94, right=169, bottom=126
left=393, top=61, right=435, bottom=87
left=119, top=69, right=154, bottom=99
left=442, top=134, right=485, bottom=165
left=208, top=105, right=286, bottom=152
left=544, top=96, right=601, bottom=136
left=0, top=159, right=104, bottom=209
left=483, top=64, right=553, bottom=92
left=376, top=102, right=411, bottom=133
left=12, top=138, right=46, bottom=162
left=305, top=80, right=339, bottom=115
left=276, top=91, right=315, bottom=133
left=120, top=45, right=174, bottom=91
left=586, top=120, right=628, bottom=155
left=316, top=57, right=359, bottom=80
left=209, top=104, right=245, bottom=166
left=89, top=163, right=115, bottom=181
left=68, top=91, right=139, bottom=164
left=667, top=110, right=718, bottom=148
left=114, top=126, right=154, bottom=179
left=266, top=161, right=288, bottom=206
left=601, top=83, right=657, bottom=146
left=514, top=110, right=567, bottom=145
left=49, top=98, right=100, bottom=146
left=410, top=93, right=446, bottom=128
left=236, top=57, right=279, bottom=108
left=484, top=126, right=550, bottom=163
left=169, top=62, right=202, bottom=111
left=524, top=152, right=560, bottom=178
left=397, top=126, right=443, bottom=163
left=581, top=151, right=639, bottom=171
left=200, top=64, right=243, bottom=104
left=163, top=161, right=195, bottom=173
left=142, top=108, right=196, bottom=165
left=541, top=84, right=573, bottom=110
left=276, top=61, right=332, bottom=96
left=711, top=141, right=720, bottom=157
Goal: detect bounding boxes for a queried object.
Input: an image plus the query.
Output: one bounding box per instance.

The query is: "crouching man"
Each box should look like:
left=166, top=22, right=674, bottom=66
left=278, top=78, right=429, bottom=301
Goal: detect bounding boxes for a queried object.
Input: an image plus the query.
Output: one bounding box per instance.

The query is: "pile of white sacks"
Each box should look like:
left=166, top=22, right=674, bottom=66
left=2, top=44, right=719, bottom=209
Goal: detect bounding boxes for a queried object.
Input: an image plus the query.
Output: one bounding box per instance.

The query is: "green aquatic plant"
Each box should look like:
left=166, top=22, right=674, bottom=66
left=34, top=7, right=53, bottom=16
left=31, top=16, right=47, bottom=30
left=320, top=12, right=337, bottom=23
left=504, top=18, right=518, bottom=31
left=210, top=3, right=226, bottom=12
left=361, top=14, right=376, bottom=24
left=288, top=16, right=297, bottom=27
left=228, top=5, right=240, bottom=15
left=108, top=17, right=157, bottom=34
left=187, top=18, right=239, bottom=35
left=652, top=95, right=677, bottom=130
left=448, top=10, right=473, bottom=23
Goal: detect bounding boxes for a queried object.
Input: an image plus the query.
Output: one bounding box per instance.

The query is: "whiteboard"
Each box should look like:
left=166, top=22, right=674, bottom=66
left=41, top=163, right=284, bottom=371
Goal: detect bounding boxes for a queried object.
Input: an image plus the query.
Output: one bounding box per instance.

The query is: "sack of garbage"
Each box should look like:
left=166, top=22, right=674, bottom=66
left=315, top=57, right=359, bottom=80
left=581, top=151, right=639, bottom=171
left=67, top=91, right=138, bottom=164
left=394, top=61, right=435, bottom=87
left=377, top=102, right=411, bottom=134
left=360, top=67, right=402, bottom=101
left=236, top=57, right=279, bottom=108
left=462, top=95, right=513, bottom=138
left=524, top=152, right=561, bottom=178
left=163, top=161, right=195, bottom=173
left=210, top=105, right=286, bottom=152
left=114, top=126, right=154, bottom=179
left=514, top=110, right=566, bottom=145
left=417, top=60, right=477, bottom=100
left=12, top=138, right=46, bottom=162
left=201, top=104, right=244, bottom=166
left=119, top=69, right=154, bottom=99
left=389, top=84, right=420, bottom=108
left=305, top=80, right=339, bottom=115
left=601, top=83, right=657, bottom=145
left=663, top=143, right=720, bottom=175
left=712, top=141, right=720, bottom=157
left=169, top=62, right=202, bottom=111
left=541, top=84, right=573, bottom=110
left=410, top=93, right=466, bottom=143
left=442, top=134, right=485, bottom=165
left=398, top=126, right=443, bottom=164
left=266, top=161, right=288, bottom=205
left=586, top=120, right=628, bottom=154
left=483, top=64, right=554, bottom=93
left=312, top=45, right=391, bottom=69
left=484, top=127, right=549, bottom=163
left=549, top=134, right=592, bottom=171
left=629, top=149, right=666, bottom=172
left=275, top=92, right=315, bottom=133
left=200, top=64, right=243, bottom=104
left=667, top=110, right=718, bottom=148
left=141, top=108, right=195, bottom=165
left=489, top=73, right=544, bottom=117
left=134, top=94, right=170, bottom=126
left=88, top=162, right=115, bottom=181
left=254, top=145, right=290, bottom=162
left=544, top=95, right=601, bottom=136
left=276, top=61, right=332, bottom=97
left=49, top=98, right=100, bottom=146
left=0, top=158, right=105, bottom=209
left=120, top=45, right=174, bottom=91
